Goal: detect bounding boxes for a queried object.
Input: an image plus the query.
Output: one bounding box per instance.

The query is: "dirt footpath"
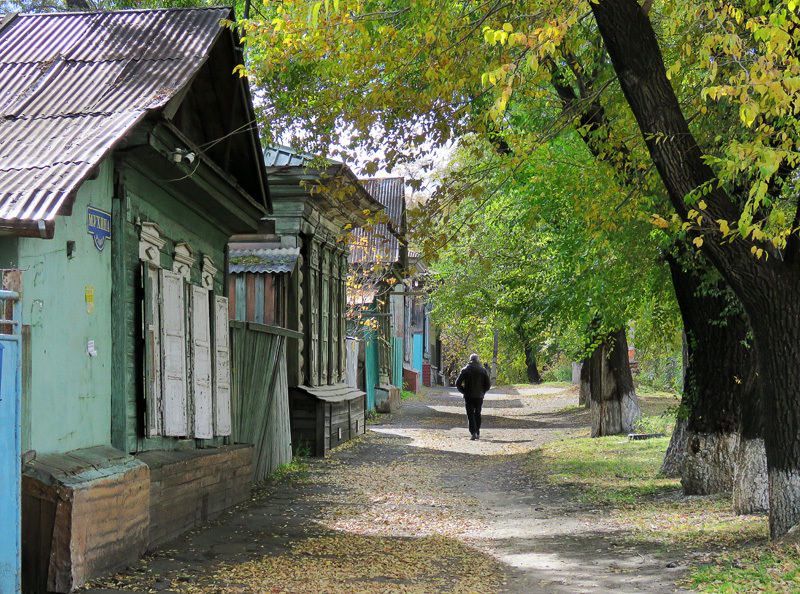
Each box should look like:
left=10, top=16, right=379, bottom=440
left=83, top=385, right=694, bottom=594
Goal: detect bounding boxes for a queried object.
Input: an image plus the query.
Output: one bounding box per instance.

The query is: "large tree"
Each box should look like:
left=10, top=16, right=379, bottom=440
left=538, top=19, right=766, bottom=502
left=587, top=0, right=800, bottom=537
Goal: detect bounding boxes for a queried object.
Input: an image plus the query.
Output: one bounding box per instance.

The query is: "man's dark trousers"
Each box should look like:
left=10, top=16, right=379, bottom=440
left=464, top=397, right=483, bottom=436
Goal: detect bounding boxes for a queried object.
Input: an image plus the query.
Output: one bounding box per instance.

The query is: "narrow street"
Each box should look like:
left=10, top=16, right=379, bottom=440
left=84, top=385, right=694, bottom=594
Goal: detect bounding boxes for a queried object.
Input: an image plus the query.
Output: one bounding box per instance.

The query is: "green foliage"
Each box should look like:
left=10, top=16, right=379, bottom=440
left=636, top=349, right=683, bottom=394
left=271, top=442, right=312, bottom=480
left=234, top=0, right=800, bottom=313
left=539, top=353, right=573, bottom=383
left=424, top=130, right=679, bottom=383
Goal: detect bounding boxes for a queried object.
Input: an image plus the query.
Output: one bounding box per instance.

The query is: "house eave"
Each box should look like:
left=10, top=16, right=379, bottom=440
left=116, top=121, right=267, bottom=236
left=266, top=164, right=382, bottom=230
left=0, top=219, right=56, bottom=239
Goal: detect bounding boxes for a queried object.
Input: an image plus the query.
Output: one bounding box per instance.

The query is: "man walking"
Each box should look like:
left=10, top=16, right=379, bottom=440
left=456, top=353, right=491, bottom=440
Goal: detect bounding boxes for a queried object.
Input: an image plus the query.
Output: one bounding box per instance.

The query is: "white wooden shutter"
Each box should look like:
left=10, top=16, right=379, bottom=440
left=143, top=264, right=163, bottom=437
left=213, top=295, right=232, bottom=435
left=191, top=286, right=213, bottom=439
left=160, top=269, right=188, bottom=436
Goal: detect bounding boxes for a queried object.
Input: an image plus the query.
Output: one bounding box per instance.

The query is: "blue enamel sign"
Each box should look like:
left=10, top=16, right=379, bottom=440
left=87, top=206, right=111, bottom=251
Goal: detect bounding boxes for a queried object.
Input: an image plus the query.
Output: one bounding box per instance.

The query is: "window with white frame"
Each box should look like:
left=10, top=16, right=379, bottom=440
left=140, top=223, right=231, bottom=439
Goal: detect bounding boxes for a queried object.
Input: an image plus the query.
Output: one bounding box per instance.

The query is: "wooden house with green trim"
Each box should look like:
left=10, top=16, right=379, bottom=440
left=263, top=147, right=381, bottom=456
left=0, top=8, right=268, bottom=591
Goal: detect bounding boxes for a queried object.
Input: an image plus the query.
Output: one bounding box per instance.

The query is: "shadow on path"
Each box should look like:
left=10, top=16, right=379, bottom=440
left=83, top=384, right=695, bottom=593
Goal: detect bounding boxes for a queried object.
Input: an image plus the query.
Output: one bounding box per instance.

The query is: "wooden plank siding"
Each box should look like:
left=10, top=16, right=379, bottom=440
left=21, top=447, right=150, bottom=593
left=234, top=275, right=246, bottom=321
left=228, top=275, right=236, bottom=320
left=254, top=274, right=265, bottom=324
left=229, top=272, right=286, bottom=327
left=265, top=275, right=276, bottom=325
left=245, top=273, right=256, bottom=322
left=111, top=193, right=131, bottom=453
left=137, top=445, right=252, bottom=548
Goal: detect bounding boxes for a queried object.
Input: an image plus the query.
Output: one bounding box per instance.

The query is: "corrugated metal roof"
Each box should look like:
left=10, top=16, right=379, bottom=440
left=229, top=246, right=300, bottom=274
left=362, top=178, right=405, bottom=224
left=298, top=383, right=366, bottom=403
left=263, top=145, right=322, bottom=168
left=0, top=7, right=232, bottom=223
left=349, top=177, right=405, bottom=264
left=265, top=145, right=384, bottom=230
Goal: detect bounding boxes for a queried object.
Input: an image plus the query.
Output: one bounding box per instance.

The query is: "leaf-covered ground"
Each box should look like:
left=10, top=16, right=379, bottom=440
left=83, top=384, right=733, bottom=594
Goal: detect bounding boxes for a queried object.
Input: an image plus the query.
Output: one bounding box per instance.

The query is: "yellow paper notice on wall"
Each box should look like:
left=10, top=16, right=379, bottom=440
left=85, top=285, right=94, bottom=314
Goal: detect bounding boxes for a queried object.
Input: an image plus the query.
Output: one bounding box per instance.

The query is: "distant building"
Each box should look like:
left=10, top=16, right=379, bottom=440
left=348, top=178, right=441, bottom=408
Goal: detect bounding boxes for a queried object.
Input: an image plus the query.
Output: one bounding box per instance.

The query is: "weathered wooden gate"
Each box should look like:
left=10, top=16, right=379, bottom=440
left=230, top=321, right=295, bottom=481
left=0, top=290, right=21, bottom=593
left=344, top=338, right=359, bottom=388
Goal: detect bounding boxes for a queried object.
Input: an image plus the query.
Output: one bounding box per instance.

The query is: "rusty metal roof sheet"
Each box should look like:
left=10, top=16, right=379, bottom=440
left=229, top=246, right=300, bottom=274
left=0, top=7, right=232, bottom=223
left=349, top=177, right=405, bottom=264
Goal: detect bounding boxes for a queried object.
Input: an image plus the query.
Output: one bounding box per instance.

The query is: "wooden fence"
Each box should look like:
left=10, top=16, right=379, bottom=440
left=230, top=321, right=300, bottom=482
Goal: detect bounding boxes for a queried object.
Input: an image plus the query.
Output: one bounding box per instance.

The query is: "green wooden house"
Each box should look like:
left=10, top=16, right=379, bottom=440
left=264, top=147, right=381, bottom=456
left=0, top=8, right=268, bottom=591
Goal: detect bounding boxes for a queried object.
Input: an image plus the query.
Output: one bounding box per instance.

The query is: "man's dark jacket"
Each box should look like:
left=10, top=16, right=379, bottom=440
left=456, top=361, right=491, bottom=399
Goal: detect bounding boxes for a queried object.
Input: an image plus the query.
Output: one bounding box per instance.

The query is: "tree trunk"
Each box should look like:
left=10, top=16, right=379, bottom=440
left=591, top=0, right=800, bottom=536
left=734, top=437, right=769, bottom=514
left=578, top=357, right=590, bottom=408
left=524, top=344, right=542, bottom=385
left=667, top=255, right=748, bottom=495
left=588, top=328, right=640, bottom=437
left=734, top=351, right=768, bottom=514
left=660, top=416, right=687, bottom=478
left=747, top=301, right=800, bottom=535
left=682, top=431, right=739, bottom=495
left=515, top=326, right=542, bottom=384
